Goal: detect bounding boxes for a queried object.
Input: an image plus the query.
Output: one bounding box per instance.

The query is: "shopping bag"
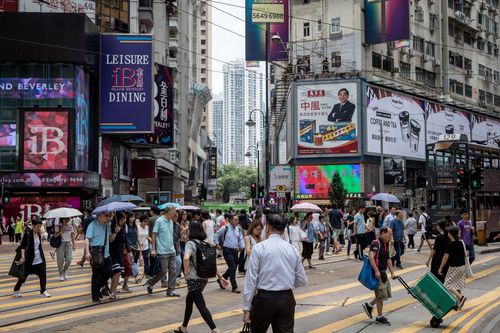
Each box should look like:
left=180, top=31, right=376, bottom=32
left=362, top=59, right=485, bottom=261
left=145, top=254, right=160, bottom=277
left=358, top=255, right=378, bottom=290
left=240, top=323, right=252, bottom=333
left=9, top=247, right=25, bottom=280
left=461, top=240, right=473, bottom=278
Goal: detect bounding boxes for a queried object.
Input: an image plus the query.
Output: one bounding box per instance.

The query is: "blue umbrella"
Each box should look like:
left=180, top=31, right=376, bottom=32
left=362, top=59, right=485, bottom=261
left=370, top=193, right=401, bottom=203
left=92, top=202, right=137, bottom=215
left=158, top=202, right=181, bottom=210
left=98, top=195, right=145, bottom=206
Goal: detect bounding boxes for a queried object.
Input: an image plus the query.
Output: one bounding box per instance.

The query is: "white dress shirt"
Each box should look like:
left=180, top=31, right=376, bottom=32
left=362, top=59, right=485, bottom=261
left=243, top=234, right=308, bottom=311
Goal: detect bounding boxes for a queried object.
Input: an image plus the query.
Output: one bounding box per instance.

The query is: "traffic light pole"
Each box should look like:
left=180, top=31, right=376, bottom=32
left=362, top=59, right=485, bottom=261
left=256, top=148, right=260, bottom=206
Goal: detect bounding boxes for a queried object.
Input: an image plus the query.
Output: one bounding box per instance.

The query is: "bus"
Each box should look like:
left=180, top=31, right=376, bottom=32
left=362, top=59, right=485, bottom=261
left=426, top=136, right=500, bottom=240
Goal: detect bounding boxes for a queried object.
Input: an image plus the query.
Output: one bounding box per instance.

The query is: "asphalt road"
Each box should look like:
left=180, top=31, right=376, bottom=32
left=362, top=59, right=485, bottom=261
left=0, top=239, right=499, bottom=333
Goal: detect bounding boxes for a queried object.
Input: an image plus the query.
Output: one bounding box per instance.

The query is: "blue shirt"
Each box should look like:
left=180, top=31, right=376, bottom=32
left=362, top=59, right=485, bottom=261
left=153, top=216, right=175, bottom=255
left=390, top=218, right=405, bottom=241
left=86, top=221, right=111, bottom=258
left=328, top=209, right=343, bottom=229
left=214, top=224, right=245, bottom=249
left=354, top=212, right=365, bottom=234
left=300, top=221, right=315, bottom=243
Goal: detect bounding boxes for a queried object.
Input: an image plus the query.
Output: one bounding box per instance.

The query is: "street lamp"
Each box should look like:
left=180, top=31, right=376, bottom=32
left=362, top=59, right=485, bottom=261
left=245, top=144, right=260, bottom=206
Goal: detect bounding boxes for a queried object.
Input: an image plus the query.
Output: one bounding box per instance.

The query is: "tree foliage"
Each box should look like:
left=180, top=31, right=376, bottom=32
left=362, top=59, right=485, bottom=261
left=328, top=171, right=347, bottom=209
left=215, top=164, right=257, bottom=202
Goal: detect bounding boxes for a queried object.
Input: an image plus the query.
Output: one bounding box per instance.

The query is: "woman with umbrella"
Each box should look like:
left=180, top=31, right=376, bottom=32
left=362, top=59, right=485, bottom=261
left=53, top=217, right=76, bottom=281
left=108, top=211, right=128, bottom=298
left=13, top=219, right=51, bottom=298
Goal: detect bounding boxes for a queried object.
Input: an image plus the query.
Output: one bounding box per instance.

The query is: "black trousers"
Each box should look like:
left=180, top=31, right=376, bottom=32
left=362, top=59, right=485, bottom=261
left=14, top=263, right=47, bottom=294
left=250, top=290, right=295, bottom=333
left=353, top=234, right=366, bottom=258
left=182, top=285, right=216, bottom=330
left=91, top=257, right=112, bottom=300
left=222, top=247, right=239, bottom=290
left=238, top=249, right=246, bottom=273
left=408, top=234, right=415, bottom=248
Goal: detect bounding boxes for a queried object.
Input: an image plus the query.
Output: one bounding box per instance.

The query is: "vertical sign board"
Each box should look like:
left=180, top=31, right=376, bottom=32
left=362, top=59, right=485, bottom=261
left=364, top=0, right=410, bottom=44
left=245, top=0, right=289, bottom=61
left=269, top=165, right=292, bottom=193
left=208, top=147, right=217, bottom=180
left=100, top=35, right=153, bottom=133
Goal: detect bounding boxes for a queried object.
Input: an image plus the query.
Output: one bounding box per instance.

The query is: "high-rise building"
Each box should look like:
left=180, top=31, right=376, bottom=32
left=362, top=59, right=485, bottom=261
left=212, top=96, right=224, bottom=165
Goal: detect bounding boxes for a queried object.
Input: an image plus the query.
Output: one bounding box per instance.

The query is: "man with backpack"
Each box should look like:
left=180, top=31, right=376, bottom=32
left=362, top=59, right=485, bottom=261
left=417, top=206, right=433, bottom=252
left=214, top=214, right=245, bottom=293
left=362, top=227, right=397, bottom=326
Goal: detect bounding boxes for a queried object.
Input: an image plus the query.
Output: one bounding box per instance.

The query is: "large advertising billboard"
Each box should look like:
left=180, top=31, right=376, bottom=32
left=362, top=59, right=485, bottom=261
left=3, top=196, right=81, bottom=220
left=23, top=110, right=70, bottom=170
left=18, top=0, right=95, bottom=22
left=296, top=82, right=359, bottom=157
left=364, top=0, right=410, bottom=44
left=472, top=115, right=500, bottom=148
left=100, top=34, right=153, bottom=134
left=366, top=85, right=426, bottom=159
left=245, top=0, right=289, bottom=61
left=269, top=165, right=293, bottom=193
left=0, top=78, right=74, bottom=100
left=0, top=171, right=99, bottom=188
left=296, top=165, right=361, bottom=200
left=426, top=103, right=471, bottom=144
left=75, top=67, right=89, bottom=170
left=0, top=0, right=18, bottom=12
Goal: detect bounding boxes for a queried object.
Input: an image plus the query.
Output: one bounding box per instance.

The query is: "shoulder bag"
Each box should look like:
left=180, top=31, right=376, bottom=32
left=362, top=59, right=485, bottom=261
left=90, top=223, right=107, bottom=268
left=461, top=240, right=473, bottom=278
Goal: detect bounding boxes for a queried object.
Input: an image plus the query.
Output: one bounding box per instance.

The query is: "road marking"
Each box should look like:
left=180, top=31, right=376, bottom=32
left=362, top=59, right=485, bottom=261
left=0, top=299, right=90, bottom=321
left=0, top=275, right=91, bottom=294
left=456, top=300, right=500, bottom=333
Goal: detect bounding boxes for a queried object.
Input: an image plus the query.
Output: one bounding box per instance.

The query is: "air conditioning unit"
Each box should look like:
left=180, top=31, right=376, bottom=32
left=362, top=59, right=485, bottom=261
left=433, top=59, right=441, bottom=67
left=392, top=67, right=400, bottom=73
left=399, top=48, right=408, bottom=56
left=428, top=0, right=435, bottom=5
left=480, top=2, right=487, bottom=11
left=479, top=100, right=487, bottom=107
left=423, top=54, right=430, bottom=63
left=408, top=49, right=415, bottom=57
left=465, top=69, right=473, bottom=78
left=454, top=33, right=462, bottom=42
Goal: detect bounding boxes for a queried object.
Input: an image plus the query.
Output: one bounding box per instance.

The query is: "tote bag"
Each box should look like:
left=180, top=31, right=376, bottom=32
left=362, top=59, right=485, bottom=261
left=358, top=255, right=378, bottom=290
left=461, top=240, right=473, bottom=278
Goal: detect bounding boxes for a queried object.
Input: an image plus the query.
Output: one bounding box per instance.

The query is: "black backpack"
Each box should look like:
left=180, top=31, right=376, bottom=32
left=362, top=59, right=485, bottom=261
left=424, top=214, right=433, bottom=233
left=192, top=240, right=217, bottom=279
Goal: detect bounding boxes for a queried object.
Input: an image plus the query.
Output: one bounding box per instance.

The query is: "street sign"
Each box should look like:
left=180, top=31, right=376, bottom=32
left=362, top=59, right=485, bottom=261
left=276, top=185, right=286, bottom=192
left=277, top=191, right=286, bottom=198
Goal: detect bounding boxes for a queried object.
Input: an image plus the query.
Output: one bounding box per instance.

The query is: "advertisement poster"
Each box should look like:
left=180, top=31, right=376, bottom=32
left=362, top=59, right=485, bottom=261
left=384, top=158, right=405, bottom=186
left=208, top=147, right=217, bottom=180
left=23, top=110, right=69, bottom=170
left=101, top=137, right=113, bottom=180
left=3, top=196, right=80, bottom=221
left=472, top=115, right=500, bottom=148
left=245, top=0, right=289, bottom=61
left=366, top=86, right=426, bottom=159
left=364, top=0, right=410, bottom=44
left=269, top=165, right=293, bottom=193
left=0, top=171, right=99, bottom=188
left=296, top=165, right=361, bottom=199
left=0, top=0, right=18, bottom=12
left=100, top=34, right=153, bottom=133
left=75, top=67, right=89, bottom=170
left=0, top=124, right=16, bottom=146
left=296, top=82, right=359, bottom=156
left=0, top=78, right=74, bottom=100
left=426, top=103, right=471, bottom=144
left=129, top=64, right=174, bottom=146
left=18, top=0, right=95, bottom=22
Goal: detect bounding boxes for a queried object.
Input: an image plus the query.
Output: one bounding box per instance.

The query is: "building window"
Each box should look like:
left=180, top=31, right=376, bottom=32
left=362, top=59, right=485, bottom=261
left=201, top=39, right=206, bottom=45
left=372, top=52, right=382, bottom=69
left=479, top=89, right=486, bottom=102
left=479, top=64, right=486, bottom=78
left=463, top=31, right=472, bottom=45
left=201, top=20, right=206, bottom=26
left=495, top=95, right=500, bottom=107
left=464, top=58, right=472, bottom=70
left=415, top=6, right=424, bottom=22
left=201, top=58, right=206, bottom=64
left=201, top=30, right=206, bottom=35
left=201, top=49, right=206, bottom=55
left=413, top=36, right=425, bottom=53
left=425, top=41, right=435, bottom=57
left=465, top=84, right=472, bottom=98
left=330, top=17, right=341, bottom=33
left=303, top=22, right=310, bottom=37
left=201, top=68, right=206, bottom=74
left=0, top=149, right=16, bottom=171
left=400, top=61, right=411, bottom=79
left=317, top=19, right=322, bottom=32
left=416, top=67, right=436, bottom=86
left=487, top=92, right=493, bottom=105
left=450, top=80, right=464, bottom=95
left=304, top=0, right=311, bottom=3
left=383, top=56, right=394, bottom=71
left=331, top=51, right=341, bottom=67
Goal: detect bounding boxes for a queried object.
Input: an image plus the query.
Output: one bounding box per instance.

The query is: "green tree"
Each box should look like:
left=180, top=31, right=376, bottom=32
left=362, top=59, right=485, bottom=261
left=215, top=164, right=257, bottom=202
left=328, top=171, right=347, bottom=209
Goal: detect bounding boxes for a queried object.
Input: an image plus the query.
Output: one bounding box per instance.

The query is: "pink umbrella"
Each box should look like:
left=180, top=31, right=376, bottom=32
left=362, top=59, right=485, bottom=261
left=290, top=202, right=322, bottom=213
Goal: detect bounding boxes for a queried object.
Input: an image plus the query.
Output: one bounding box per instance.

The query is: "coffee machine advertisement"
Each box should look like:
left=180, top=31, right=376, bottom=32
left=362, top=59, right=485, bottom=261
left=472, top=115, right=500, bottom=148
left=425, top=102, right=471, bottom=144
left=366, top=86, right=425, bottom=159
left=295, top=82, right=359, bottom=157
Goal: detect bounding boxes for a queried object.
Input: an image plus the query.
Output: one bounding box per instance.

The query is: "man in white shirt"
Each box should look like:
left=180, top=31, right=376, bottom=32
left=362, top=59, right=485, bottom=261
left=243, top=214, right=308, bottom=333
left=383, top=207, right=397, bottom=228
left=417, top=206, right=433, bottom=252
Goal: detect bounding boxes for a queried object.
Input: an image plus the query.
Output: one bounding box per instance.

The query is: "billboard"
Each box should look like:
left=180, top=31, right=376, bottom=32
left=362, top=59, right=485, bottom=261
left=101, top=137, right=113, bottom=180
left=131, top=159, right=156, bottom=179
left=245, top=0, right=289, bottom=61
left=18, top=0, right=95, bottom=22
left=3, top=196, right=81, bottom=220
left=366, top=85, right=426, bottom=159
left=269, top=165, right=293, bottom=193
left=0, top=78, right=74, bottom=99
left=0, top=171, right=99, bottom=188
left=364, top=0, right=410, bottom=44
left=208, top=147, right=217, bottom=180
left=296, top=82, right=359, bottom=157
left=23, top=110, right=70, bottom=170
left=0, top=124, right=16, bottom=146
left=75, top=67, right=89, bottom=170
left=472, top=115, right=500, bottom=148
left=426, top=103, right=471, bottom=144
left=384, top=158, right=405, bottom=186
left=296, top=165, right=361, bottom=199
left=0, top=0, right=18, bottom=12
left=100, top=34, right=153, bottom=133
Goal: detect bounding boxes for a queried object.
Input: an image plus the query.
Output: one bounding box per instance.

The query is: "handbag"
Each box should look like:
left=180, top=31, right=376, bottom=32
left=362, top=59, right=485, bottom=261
left=9, top=246, right=26, bottom=280
left=90, top=223, right=107, bottom=268
left=240, top=323, right=252, bottom=333
left=145, top=254, right=161, bottom=277
left=358, top=254, right=379, bottom=290
left=461, top=240, right=473, bottom=278
left=49, top=235, right=62, bottom=248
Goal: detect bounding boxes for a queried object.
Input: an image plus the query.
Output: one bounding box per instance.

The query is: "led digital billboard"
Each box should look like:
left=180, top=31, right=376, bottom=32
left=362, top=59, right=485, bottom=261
left=0, top=78, right=74, bottom=99
left=297, top=165, right=361, bottom=199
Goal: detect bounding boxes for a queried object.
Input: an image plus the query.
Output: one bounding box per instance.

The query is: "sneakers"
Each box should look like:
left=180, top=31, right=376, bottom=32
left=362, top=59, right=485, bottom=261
left=13, top=290, right=21, bottom=298
left=40, top=291, right=51, bottom=298
left=101, top=286, right=111, bottom=297
left=458, top=296, right=467, bottom=310
left=63, top=271, right=69, bottom=280
left=146, top=284, right=153, bottom=295
left=121, top=286, right=132, bottom=293
left=375, top=316, right=391, bottom=326
left=166, top=291, right=181, bottom=297
left=396, top=265, right=404, bottom=270
left=59, top=274, right=65, bottom=281
left=362, top=303, right=373, bottom=319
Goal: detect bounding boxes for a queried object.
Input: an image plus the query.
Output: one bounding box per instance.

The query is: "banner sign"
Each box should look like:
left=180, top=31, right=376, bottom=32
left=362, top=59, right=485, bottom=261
left=384, top=158, right=405, bottom=186
left=245, top=0, right=289, bottom=61
left=269, top=165, right=293, bottom=193
left=23, top=110, right=70, bottom=170
left=3, top=195, right=81, bottom=221
left=472, top=115, right=500, bottom=148
left=100, top=34, right=153, bottom=133
left=364, top=0, right=410, bottom=44
left=296, top=165, right=361, bottom=199
left=426, top=103, right=471, bottom=144
left=296, top=82, right=359, bottom=157
left=0, top=78, right=74, bottom=100
left=208, top=147, right=217, bottom=180
left=18, top=0, right=95, bottom=22
left=366, top=86, right=426, bottom=159
left=131, top=159, right=156, bottom=179
left=0, top=171, right=99, bottom=188
left=101, top=137, right=113, bottom=180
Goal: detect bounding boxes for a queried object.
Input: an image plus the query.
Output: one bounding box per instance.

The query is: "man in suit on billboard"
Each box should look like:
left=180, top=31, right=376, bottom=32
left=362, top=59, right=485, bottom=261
left=328, top=88, right=356, bottom=123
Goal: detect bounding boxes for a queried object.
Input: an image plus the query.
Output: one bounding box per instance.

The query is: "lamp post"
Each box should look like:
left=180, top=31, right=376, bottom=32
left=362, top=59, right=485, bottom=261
left=245, top=143, right=260, bottom=206
left=246, top=108, right=265, bottom=197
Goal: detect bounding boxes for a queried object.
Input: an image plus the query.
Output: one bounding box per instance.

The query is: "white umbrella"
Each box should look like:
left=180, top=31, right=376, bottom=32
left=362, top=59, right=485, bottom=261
left=290, top=202, right=322, bottom=213
left=92, top=202, right=137, bottom=215
left=371, top=192, right=401, bottom=203
left=175, top=205, right=201, bottom=211
left=44, top=208, right=83, bottom=219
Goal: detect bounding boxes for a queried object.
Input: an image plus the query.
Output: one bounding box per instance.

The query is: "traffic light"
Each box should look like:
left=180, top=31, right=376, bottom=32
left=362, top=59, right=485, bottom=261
left=470, top=167, right=484, bottom=190
left=258, top=186, right=265, bottom=199
left=456, top=168, right=469, bottom=190
left=153, top=196, right=159, bottom=205
left=2, top=190, right=10, bottom=204
left=250, top=182, right=257, bottom=197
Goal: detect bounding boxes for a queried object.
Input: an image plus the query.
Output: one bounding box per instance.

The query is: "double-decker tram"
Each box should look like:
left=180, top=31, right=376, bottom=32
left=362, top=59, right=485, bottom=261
left=426, top=134, right=500, bottom=240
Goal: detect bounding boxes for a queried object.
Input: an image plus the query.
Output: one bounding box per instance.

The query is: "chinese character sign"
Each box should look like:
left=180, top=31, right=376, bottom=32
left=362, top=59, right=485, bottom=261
left=296, top=82, right=359, bottom=157
left=100, top=35, right=153, bottom=133
left=208, top=147, right=217, bottom=180
left=23, top=110, right=69, bottom=170
left=18, top=0, right=96, bottom=22
left=364, top=0, right=410, bottom=44
left=269, top=165, right=292, bottom=192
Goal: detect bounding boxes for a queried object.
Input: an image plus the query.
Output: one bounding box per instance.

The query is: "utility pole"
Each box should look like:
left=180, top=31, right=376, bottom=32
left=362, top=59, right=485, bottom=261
left=379, top=121, right=385, bottom=193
